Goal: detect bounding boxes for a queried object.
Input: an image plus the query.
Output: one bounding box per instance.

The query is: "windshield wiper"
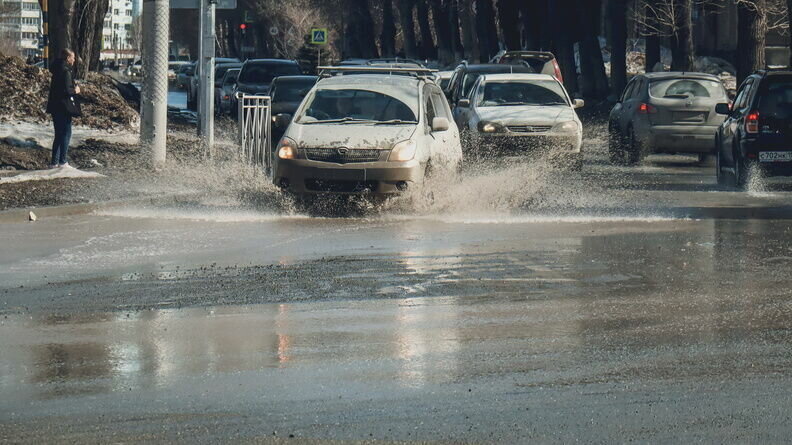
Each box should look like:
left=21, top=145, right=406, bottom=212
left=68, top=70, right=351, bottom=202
left=373, top=119, right=418, bottom=125
left=303, top=117, right=376, bottom=124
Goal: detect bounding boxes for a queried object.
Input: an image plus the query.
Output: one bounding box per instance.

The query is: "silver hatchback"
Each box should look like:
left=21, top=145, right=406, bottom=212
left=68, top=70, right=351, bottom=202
left=608, top=72, right=729, bottom=164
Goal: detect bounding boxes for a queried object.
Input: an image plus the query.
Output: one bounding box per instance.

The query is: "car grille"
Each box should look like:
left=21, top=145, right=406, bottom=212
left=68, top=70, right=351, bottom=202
left=507, top=125, right=552, bottom=133
left=304, top=148, right=382, bottom=163
left=305, top=179, right=378, bottom=193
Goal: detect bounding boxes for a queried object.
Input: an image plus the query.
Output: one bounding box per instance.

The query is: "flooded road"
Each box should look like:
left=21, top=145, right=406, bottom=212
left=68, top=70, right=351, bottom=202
left=3, top=154, right=792, bottom=441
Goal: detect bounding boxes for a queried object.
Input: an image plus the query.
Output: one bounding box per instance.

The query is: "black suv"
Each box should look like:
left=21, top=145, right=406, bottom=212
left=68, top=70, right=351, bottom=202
left=715, top=70, right=792, bottom=188
left=231, top=59, right=302, bottom=116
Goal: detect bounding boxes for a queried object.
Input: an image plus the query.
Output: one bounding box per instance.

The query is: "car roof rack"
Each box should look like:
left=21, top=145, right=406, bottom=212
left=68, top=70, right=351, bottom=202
left=317, top=65, right=439, bottom=80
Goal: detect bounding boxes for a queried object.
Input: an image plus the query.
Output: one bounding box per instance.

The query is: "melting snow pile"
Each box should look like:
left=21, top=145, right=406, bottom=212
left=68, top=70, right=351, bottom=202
left=0, top=54, right=139, bottom=130
left=0, top=166, right=105, bottom=184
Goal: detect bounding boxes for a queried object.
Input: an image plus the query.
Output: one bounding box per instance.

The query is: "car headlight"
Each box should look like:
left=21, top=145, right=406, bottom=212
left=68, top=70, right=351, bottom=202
left=277, top=137, right=298, bottom=160
left=553, top=121, right=579, bottom=133
left=388, top=140, right=417, bottom=162
left=477, top=121, right=505, bottom=133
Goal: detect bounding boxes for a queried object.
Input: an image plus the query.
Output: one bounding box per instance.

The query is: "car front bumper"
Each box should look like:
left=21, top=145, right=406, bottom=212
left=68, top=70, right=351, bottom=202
left=470, top=133, right=581, bottom=154
left=274, top=158, right=424, bottom=195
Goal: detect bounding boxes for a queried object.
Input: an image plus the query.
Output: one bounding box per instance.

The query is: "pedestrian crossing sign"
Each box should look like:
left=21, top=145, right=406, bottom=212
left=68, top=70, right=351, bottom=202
left=311, top=28, right=328, bottom=45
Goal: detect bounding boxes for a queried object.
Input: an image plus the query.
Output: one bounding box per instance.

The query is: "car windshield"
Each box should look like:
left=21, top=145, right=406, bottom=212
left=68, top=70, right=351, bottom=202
left=223, top=70, right=239, bottom=85
left=479, top=80, right=568, bottom=106
left=297, top=89, right=417, bottom=124
left=215, top=65, right=239, bottom=79
left=649, top=78, right=727, bottom=99
left=239, top=63, right=301, bottom=84
left=758, top=79, right=792, bottom=119
left=272, top=81, right=315, bottom=103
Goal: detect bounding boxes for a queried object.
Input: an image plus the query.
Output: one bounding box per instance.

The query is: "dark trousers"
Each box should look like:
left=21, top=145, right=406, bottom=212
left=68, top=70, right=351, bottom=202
left=51, top=111, right=73, bottom=166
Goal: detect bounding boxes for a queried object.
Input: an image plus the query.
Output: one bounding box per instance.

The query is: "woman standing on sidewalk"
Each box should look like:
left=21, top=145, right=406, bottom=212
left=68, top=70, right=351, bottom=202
left=46, top=48, right=81, bottom=169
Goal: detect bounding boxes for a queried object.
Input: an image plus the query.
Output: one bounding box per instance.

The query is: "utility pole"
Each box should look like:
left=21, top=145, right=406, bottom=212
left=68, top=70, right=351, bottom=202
left=198, top=0, right=216, bottom=156
left=140, top=0, right=169, bottom=165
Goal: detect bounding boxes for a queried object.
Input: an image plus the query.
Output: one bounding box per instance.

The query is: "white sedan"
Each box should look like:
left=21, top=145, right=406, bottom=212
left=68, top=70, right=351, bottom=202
left=455, top=73, right=584, bottom=168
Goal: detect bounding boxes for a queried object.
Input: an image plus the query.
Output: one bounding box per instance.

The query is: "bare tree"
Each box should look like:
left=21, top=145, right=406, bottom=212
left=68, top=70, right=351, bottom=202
left=415, top=0, right=436, bottom=59
left=0, top=0, right=22, bottom=57
left=610, top=0, right=628, bottom=96
left=252, top=0, right=321, bottom=59
left=397, top=0, right=418, bottom=58
left=380, top=0, right=397, bottom=57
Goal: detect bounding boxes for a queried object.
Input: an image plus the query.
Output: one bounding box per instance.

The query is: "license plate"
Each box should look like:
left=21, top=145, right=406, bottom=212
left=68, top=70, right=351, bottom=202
left=759, top=151, right=792, bottom=162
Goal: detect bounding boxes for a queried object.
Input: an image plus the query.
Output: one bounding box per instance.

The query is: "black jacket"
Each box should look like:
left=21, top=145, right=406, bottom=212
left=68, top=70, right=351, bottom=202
left=46, top=59, right=77, bottom=115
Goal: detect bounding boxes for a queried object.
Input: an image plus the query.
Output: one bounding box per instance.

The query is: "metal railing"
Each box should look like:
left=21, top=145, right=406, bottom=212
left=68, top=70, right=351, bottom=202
left=236, top=93, right=272, bottom=174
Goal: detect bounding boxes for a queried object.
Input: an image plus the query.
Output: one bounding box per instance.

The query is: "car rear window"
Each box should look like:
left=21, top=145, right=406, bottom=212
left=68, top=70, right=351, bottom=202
left=297, top=89, right=416, bottom=123
left=479, top=81, right=568, bottom=107
left=239, top=63, right=301, bottom=84
left=649, top=78, right=727, bottom=99
left=758, top=78, right=792, bottom=119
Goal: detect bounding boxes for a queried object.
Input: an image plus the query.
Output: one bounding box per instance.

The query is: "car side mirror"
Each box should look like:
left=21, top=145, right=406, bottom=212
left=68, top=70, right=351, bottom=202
left=457, top=99, right=470, bottom=108
left=573, top=99, right=585, bottom=109
left=715, top=103, right=731, bottom=115
left=274, top=113, right=292, bottom=128
left=431, top=117, right=450, bottom=132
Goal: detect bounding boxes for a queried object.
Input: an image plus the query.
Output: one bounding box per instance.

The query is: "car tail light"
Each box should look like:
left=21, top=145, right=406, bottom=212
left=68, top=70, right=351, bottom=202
left=745, top=111, right=759, bottom=134
left=223, top=95, right=229, bottom=100
left=552, top=59, right=564, bottom=83
left=638, top=103, right=657, bottom=114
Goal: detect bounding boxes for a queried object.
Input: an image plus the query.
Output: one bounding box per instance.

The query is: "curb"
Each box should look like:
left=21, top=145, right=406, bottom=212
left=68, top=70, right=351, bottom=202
left=0, top=193, right=201, bottom=223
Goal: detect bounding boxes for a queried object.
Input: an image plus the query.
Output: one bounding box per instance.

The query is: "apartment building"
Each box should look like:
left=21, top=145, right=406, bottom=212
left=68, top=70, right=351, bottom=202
left=0, top=0, right=42, bottom=58
left=101, top=0, right=141, bottom=62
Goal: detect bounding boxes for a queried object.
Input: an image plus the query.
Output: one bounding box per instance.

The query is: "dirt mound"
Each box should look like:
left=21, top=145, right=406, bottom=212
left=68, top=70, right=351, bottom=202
left=0, top=54, right=139, bottom=130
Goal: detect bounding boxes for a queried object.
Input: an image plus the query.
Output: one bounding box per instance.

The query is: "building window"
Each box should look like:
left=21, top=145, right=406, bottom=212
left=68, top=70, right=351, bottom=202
left=125, top=24, right=131, bottom=30
left=114, top=23, right=119, bottom=29
left=114, top=9, right=119, bottom=15
left=126, top=9, right=132, bottom=16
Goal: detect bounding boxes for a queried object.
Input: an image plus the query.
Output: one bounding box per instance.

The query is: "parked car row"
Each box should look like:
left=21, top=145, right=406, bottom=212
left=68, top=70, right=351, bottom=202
left=607, top=69, right=792, bottom=189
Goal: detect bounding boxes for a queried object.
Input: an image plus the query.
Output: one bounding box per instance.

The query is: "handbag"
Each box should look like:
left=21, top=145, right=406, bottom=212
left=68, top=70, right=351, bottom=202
left=62, top=95, right=82, bottom=117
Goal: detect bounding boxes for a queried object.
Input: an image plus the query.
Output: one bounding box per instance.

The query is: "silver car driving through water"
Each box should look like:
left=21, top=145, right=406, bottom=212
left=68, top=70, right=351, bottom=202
left=455, top=73, right=584, bottom=168
left=273, top=67, right=463, bottom=196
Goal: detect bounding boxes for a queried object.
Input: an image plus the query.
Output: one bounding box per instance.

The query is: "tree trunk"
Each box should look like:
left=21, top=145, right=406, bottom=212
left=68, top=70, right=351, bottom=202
left=415, top=0, right=436, bottom=59
left=737, top=0, right=766, bottom=84
left=576, top=0, right=609, bottom=100
left=475, top=0, right=499, bottom=61
left=670, top=0, right=694, bottom=71
left=381, top=0, right=397, bottom=57
left=44, top=0, right=108, bottom=77
left=643, top=0, right=661, bottom=72
left=46, top=0, right=76, bottom=67
left=448, top=0, right=464, bottom=61
left=609, top=0, right=627, bottom=98
left=397, top=0, right=419, bottom=58
left=430, top=0, right=454, bottom=64
left=459, top=0, right=479, bottom=61
left=550, top=0, right=578, bottom=96
left=520, top=0, right=547, bottom=50
left=346, top=0, right=379, bottom=59
left=497, top=0, right=521, bottom=50
left=787, top=0, right=792, bottom=67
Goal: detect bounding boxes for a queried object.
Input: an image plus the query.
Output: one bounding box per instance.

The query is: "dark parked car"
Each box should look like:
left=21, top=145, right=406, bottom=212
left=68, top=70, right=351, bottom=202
left=216, top=68, right=241, bottom=116
left=715, top=69, right=792, bottom=188
left=268, top=75, right=319, bottom=142
left=446, top=63, right=535, bottom=107
left=493, top=51, right=563, bottom=83
left=608, top=72, right=728, bottom=165
left=232, top=59, right=302, bottom=116
left=187, top=57, right=240, bottom=110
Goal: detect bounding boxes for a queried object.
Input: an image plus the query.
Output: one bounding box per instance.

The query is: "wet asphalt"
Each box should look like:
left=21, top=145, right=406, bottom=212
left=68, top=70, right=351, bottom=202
left=2, top=153, right=792, bottom=442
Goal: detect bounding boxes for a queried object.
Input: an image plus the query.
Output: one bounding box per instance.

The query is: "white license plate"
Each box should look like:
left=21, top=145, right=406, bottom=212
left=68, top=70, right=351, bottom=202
left=759, top=151, right=792, bottom=162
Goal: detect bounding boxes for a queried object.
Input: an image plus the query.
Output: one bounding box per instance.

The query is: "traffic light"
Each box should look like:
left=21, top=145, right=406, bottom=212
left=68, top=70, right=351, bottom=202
left=239, top=23, right=247, bottom=36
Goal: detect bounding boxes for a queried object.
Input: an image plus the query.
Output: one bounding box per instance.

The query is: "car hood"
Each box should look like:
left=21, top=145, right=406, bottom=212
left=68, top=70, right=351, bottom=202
left=272, top=101, right=302, bottom=116
left=236, top=82, right=270, bottom=95
left=288, top=123, right=416, bottom=149
left=475, top=105, right=574, bottom=124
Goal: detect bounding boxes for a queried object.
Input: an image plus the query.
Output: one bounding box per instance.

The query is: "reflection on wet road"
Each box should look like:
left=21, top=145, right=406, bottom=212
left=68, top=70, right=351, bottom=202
left=3, top=217, right=792, bottom=441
